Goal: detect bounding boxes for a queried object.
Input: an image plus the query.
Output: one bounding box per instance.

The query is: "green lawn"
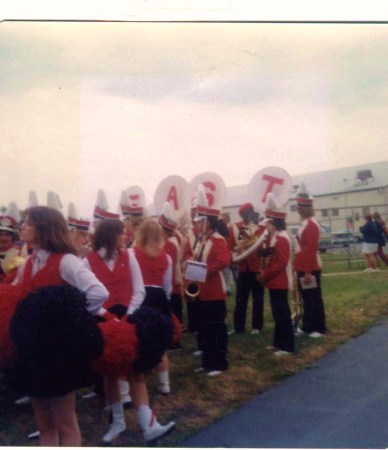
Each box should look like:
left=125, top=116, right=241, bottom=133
left=1, top=265, right=388, bottom=447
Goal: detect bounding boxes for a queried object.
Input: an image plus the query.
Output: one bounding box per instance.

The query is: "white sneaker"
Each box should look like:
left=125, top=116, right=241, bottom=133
left=363, top=268, right=373, bottom=272
left=14, top=396, right=31, bottom=405
left=158, top=383, right=171, bottom=395
left=102, top=423, right=126, bottom=444
left=251, top=329, right=260, bottom=335
left=194, top=367, right=205, bottom=373
left=228, top=329, right=236, bottom=335
left=207, top=370, right=223, bottom=377
left=309, top=332, right=324, bottom=338
left=274, top=350, right=293, bottom=356
left=144, top=421, right=176, bottom=445
left=294, top=328, right=305, bottom=336
left=372, top=268, right=380, bottom=272
left=192, top=350, right=203, bottom=357
left=27, top=431, right=40, bottom=440
left=102, top=402, right=126, bottom=444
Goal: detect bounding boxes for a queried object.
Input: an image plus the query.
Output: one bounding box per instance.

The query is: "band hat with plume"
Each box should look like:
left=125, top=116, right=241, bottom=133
left=47, top=191, right=64, bottom=215
left=0, top=202, right=21, bottom=233
left=121, top=186, right=145, bottom=217
left=120, top=190, right=143, bottom=217
left=159, top=201, right=177, bottom=231
left=94, top=189, right=120, bottom=221
left=27, top=191, right=39, bottom=210
left=296, top=180, right=314, bottom=206
left=265, top=192, right=287, bottom=220
left=238, top=202, right=254, bottom=216
left=195, top=184, right=220, bottom=218
left=67, top=202, right=90, bottom=231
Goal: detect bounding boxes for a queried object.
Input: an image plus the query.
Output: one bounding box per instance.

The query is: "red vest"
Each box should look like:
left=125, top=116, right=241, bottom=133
left=87, top=251, right=132, bottom=309
left=134, top=247, right=168, bottom=287
left=22, top=253, right=65, bottom=295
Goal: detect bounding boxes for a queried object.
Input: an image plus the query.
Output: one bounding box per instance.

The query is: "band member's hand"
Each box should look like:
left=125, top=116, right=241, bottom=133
left=256, top=271, right=264, bottom=284
left=303, top=273, right=313, bottom=285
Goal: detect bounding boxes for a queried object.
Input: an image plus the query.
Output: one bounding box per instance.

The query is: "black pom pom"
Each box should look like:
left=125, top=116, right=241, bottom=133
left=10, top=285, right=104, bottom=396
left=132, top=306, right=174, bottom=373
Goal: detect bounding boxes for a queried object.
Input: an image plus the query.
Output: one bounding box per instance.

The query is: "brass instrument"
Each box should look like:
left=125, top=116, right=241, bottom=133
left=232, top=230, right=269, bottom=263
left=184, top=219, right=207, bottom=299
left=4, top=255, right=25, bottom=274
left=290, top=271, right=303, bottom=332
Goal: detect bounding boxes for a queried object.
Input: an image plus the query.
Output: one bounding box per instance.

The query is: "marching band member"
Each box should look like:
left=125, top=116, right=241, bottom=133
left=11, top=206, right=109, bottom=446
left=0, top=202, right=28, bottom=284
left=190, top=185, right=230, bottom=376
left=120, top=187, right=147, bottom=248
left=159, top=201, right=184, bottom=346
left=294, top=181, right=326, bottom=338
left=257, top=194, right=295, bottom=356
left=133, top=218, right=174, bottom=394
left=67, top=203, right=92, bottom=258
left=229, top=202, right=266, bottom=335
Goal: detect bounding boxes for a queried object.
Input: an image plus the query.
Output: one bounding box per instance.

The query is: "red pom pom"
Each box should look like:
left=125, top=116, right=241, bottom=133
left=0, top=284, right=25, bottom=369
left=92, top=320, right=139, bottom=378
left=171, top=313, right=182, bottom=346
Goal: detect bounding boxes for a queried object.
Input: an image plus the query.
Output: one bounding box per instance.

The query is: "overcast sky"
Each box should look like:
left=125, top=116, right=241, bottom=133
left=1, top=18, right=388, bottom=217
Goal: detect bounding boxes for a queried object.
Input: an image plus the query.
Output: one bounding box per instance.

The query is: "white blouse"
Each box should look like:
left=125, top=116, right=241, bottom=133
left=14, top=249, right=109, bottom=315
left=82, top=247, right=145, bottom=315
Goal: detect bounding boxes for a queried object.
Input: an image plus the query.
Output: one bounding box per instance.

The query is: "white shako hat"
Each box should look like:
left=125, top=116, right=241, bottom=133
left=296, top=180, right=314, bottom=206
left=47, top=191, right=64, bottom=215
left=27, top=191, right=39, bottom=209
left=67, top=202, right=90, bottom=231
left=0, top=202, right=21, bottom=234
left=120, top=185, right=145, bottom=217
left=195, top=184, right=220, bottom=219
left=265, top=192, right=287, bottom=220
left=159, top=201, right=177, bottom=231
left=93, top=189, right=120, bottom=221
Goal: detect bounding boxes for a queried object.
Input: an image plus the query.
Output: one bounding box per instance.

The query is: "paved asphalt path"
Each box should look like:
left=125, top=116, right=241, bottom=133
left=180, top=319, right=388, bottom=448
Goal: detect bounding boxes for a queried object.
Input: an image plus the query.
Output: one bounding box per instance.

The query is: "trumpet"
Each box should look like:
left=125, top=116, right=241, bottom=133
left=232, top=230, right=269, bottom=263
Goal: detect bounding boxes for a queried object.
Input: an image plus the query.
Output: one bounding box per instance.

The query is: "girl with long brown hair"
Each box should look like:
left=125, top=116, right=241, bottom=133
left=11, top=206, right=109, bottom=446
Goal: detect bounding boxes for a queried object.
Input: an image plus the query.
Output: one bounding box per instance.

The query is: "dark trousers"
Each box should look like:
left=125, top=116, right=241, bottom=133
left=269, top=289, right=295, bottom=352
left=186, top=297, right=201, bottom=333
left=197, top=300, right=228, bottom=371
left=233, top=270, right=264, bottom=332
left=170, top=293, right=183, bottom=323
left=297, top=270, right=326, bottom=334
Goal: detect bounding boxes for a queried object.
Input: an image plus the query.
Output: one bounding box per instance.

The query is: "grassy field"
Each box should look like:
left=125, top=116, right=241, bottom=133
left=1, top=260, right=388, bottom=447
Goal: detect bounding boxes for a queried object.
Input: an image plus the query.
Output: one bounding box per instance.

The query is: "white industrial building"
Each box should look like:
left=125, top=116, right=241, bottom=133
left=222, top=161, right=388, bottom=233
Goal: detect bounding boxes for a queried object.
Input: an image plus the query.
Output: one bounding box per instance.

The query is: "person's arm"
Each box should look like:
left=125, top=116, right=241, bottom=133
left=127, top=248, right=145, bottom=314
left=162, top=254, right=173, bottom=300
left=61, top=254, right=109, bottom=315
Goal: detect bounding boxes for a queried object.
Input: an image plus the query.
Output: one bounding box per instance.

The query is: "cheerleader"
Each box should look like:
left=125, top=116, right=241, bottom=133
left=83, top=219, right=175, bottom=445
left=11, top=206, right=109, bottom=446
left=133, top=218, right=174, bottom=394
left=257, top=194, right=295, bottom=356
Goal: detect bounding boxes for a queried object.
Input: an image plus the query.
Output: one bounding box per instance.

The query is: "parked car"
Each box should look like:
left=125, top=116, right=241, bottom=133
left=330, top=231, right=356, bottom=247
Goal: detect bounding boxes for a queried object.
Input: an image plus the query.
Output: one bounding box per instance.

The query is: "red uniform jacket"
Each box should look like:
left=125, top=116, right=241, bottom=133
left=229, top=222, right=266, bottom=272
left=293, top=217, right=322, bottom=273
left=262, top=231, right=292, bottom=291
left=86, top=251, right=133, bottom=309
left=197, top=232, right=231, bottom=301
left=164, top=236, right=182, bottom=295
left=21, top=253, right=65, bottom=295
